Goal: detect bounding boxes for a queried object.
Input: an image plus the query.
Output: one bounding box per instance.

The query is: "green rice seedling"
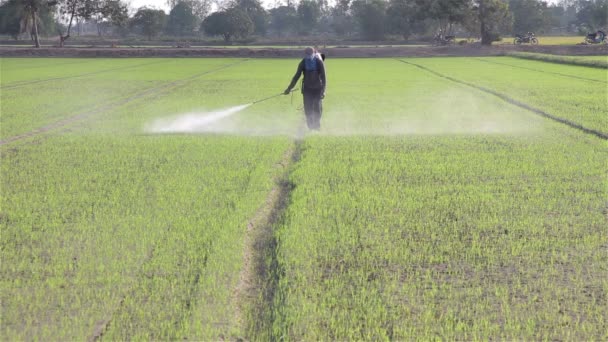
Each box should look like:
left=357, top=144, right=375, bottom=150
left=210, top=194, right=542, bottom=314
left=1, top=58, right=605, bottom=341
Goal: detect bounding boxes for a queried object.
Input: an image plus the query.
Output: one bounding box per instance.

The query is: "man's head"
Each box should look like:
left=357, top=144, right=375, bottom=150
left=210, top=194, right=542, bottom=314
left=304, top=47, right=314, bottom=57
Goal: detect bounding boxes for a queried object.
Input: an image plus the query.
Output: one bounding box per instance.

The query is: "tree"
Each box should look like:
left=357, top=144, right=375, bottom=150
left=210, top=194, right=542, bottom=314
left=131, top=7, right=167, bottom=40
left=54, top=0, right=126, bottom=45
left=167, top=1, right=197, bottom=35
left=56, top=0, right=89, bottom=47
left=351, top=0, right=388, bottom=39
left=14, top=0, right=57, bottom=47
left=232, top=0, right=268, bottom=35
left=297, top=0, right=321, bottom=34
left=201, top=7, right=253, bottom=42
left=269, top=5, right=297, bottom=36
left=166, top=0, right=211, bottom=22
left=0, top=0, right=24, bottom=39
left=428, top=0, right=470, bottom=35
left=330, top=0, right=355, bottom=36
left=509, top=0, right=550, bottom=34
left=386, top=0, right=418, bottom=39
left=574, top=0, right=607, bottom=31
left=474, top=0, right=512, bottom=45
left=97, top=0, right=129, bottom=35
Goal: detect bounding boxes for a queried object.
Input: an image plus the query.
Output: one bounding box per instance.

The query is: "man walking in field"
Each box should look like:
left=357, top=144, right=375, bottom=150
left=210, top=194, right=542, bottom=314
left=284, top=47, right=326, bottom=130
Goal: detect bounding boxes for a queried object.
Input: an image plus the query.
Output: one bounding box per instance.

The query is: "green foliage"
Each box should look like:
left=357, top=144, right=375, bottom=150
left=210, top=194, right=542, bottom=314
left=297, top=0, right=321, bottom=34
left=98, top=0, right=129, bottom=29
left=232, top=0, right=268, bottom=35
left=575, top=0, right=608, bottom=31
left=201, top=8, right=253, bottom=42
left=386, top=0, right=411, bottom=39
left=474, top=0, right=513, bottom=44
left=351, top=0, right=388, bottom=39
left=427, top=0, right=470, bottom=33
left=509, top=0, right=551, bottom=34
left=167, top=1, right=197, bottom=36
left=166, top=0, right=211, bottom=21
left=130, top=7, right=167, bottom=40
left=269, top=5, right=298, bottom=37
left=0, top=0, right=23, bottom=39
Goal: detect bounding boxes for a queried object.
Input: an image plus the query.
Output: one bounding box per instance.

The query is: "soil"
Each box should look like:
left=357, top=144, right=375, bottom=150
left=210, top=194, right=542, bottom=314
left=1, top=44, right=606, bottom=58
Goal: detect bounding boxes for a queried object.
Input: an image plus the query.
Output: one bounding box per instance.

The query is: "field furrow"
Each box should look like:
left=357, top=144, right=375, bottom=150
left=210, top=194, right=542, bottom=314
left=474, top=57, right=606, bottom=83
left=400, top=60, right=608, bottom=139
left=410, top=57, right=608, bottom=135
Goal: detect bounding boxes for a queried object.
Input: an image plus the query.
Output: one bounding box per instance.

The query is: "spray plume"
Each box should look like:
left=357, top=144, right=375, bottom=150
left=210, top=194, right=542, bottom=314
left=146, top=104, right=251, bottom=133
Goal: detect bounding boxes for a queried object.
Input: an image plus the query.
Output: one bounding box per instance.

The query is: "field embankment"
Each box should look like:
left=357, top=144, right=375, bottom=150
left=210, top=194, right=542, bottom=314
left=0, top=44, right=607, bottom=58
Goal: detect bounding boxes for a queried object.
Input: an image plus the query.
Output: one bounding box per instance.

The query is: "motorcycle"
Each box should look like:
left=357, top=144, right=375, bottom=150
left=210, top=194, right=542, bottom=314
left=433, top=33, right=455, bottom=46
left=514, top=32, right=538, bottom=45
left=585, top=30, right=607, bottom=44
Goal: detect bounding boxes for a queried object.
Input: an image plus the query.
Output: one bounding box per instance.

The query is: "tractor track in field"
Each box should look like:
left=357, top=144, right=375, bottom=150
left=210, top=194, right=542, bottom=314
left=233, top=135, right=303, bottom=340
left=0, top=59, right=170, bottom=90
left=398, top=60, right=608, bottom=140
left=473, top=57, right=607, bottom=84
left=0, top=59, right=248, bottom=147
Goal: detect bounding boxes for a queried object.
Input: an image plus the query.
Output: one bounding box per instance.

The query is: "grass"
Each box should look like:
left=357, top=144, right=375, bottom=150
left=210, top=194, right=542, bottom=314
left=1, top=57, right=606, bottom=340
left=506, top=52, right=608, bottom=69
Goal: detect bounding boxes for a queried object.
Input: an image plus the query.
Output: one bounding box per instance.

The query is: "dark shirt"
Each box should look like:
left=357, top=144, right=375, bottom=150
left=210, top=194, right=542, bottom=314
left=287, top=57, right=326, bottom=93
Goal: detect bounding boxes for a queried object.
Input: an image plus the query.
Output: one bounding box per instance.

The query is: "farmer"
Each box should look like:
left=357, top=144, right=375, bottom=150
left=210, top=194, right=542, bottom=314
left=284, top=47, right=326, bottom=130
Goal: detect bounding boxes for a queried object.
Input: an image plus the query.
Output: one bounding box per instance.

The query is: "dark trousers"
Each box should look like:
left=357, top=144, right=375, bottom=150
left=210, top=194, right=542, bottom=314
left=303, top=89, right=323, bottom=130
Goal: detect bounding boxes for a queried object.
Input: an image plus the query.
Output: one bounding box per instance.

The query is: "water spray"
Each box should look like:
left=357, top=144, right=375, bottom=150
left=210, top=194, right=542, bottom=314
left=146, top=88, right=299, bottom=134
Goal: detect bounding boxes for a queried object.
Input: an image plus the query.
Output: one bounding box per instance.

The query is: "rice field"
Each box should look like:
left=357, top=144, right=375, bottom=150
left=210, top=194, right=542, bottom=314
left=1, top=56, right=606, bottom=340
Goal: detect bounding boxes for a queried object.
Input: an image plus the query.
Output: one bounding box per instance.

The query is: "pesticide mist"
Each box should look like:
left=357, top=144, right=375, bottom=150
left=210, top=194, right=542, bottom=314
left=146, top=104, right=251, bottom=133
left=144, top=88, right=542, bottom=137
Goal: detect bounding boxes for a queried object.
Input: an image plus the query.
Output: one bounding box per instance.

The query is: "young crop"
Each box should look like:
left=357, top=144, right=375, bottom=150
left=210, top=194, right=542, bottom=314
left=1, top=57, right=606, bottom=341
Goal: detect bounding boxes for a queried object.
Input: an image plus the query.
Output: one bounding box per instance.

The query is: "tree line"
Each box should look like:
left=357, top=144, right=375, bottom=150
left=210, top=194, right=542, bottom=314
left=1, top=0, right=606, bottom=46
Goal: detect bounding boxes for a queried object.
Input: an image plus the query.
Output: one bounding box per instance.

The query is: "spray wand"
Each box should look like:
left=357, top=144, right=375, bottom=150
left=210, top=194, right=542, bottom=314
left=250, top=88, right=299, bottom=105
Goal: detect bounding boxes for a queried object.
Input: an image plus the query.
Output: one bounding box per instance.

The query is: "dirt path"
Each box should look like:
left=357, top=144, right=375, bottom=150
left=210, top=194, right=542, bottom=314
left=399, top=60, right=608, bottom=140
left=232, top=134, right=303, bottom=339
left=0, top=59, right=248, bottom=147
